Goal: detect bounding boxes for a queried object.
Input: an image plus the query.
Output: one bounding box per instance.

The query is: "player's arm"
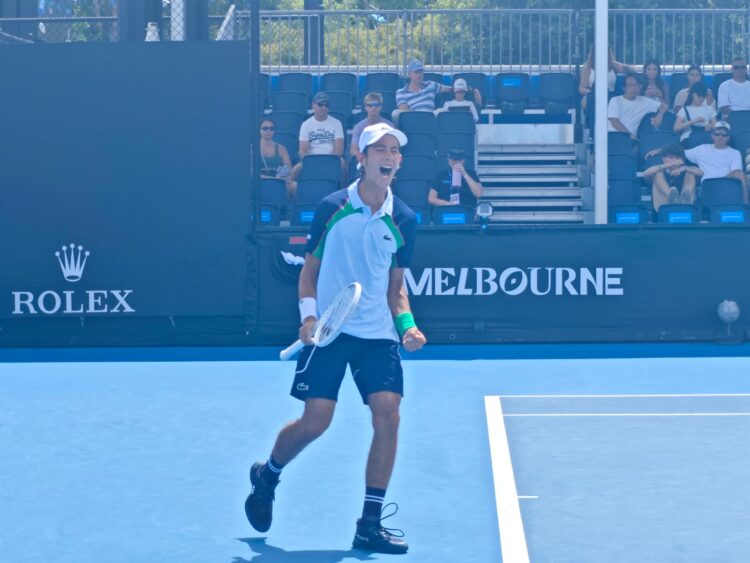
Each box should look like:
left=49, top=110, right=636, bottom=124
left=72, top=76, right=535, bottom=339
left=298, top=254, right=321, bottom=344
left=387, top=267, right=426, bottom=352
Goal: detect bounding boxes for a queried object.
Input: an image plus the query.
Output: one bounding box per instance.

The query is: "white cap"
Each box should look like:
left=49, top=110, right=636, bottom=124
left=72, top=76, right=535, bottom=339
left=715, top=121, right=731, bottom=131
left=358, top=123, right=408, bottom=153
left=453, top=78, right=468, bottom=91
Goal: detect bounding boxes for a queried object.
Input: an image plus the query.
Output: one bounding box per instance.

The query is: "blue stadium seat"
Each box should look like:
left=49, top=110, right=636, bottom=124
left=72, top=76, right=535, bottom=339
left=393, top=179, right=430, bottom=208
left=608, top=179, right=641, bottom=206
left=409, top=206, right=430, bottom=225
left=278, top=72, right=313, bottom=97
left=274, top=131, right=299, bottom=164
left=732, top=130, right=750, bottom=155
left=398, top=111, right=436, bottom=134
left=710, top=204, right=750, bottom=224
left=637, top=111, right=676, bottom=137
left=728, top=110, right=750, bottom=134
left=400, top=132, right=436, bottom=157
left=539, top=73, right=576, bottom=114
left=321, top=72, right=357, bottom=99
left=268, top=111, right=304, bottom=135
left=326, top=91, right=355, bottom=116
left=295, top=178, right=339, bottom=205
left=272, top=91, right=308, bottom=115
left=436, top=132, right=474, bottom=157
left=259, top=178, right=287, bottom=226
left=608, top=155, right=638, bottom=180
left=328, top=111, right=350, bottom=132
left=433, top=205, right=474, bottom=225
left=364, top=72, right=400, bottom=95
left=395, top=155, right=435, bottom=182
left=424, top=72, right=444, bottom=85
left=453, top=72, right=489, bottom=108
left=495, top=73, right=530, bottom=114
left=299, top=154, right=341, bottom=184
left=608, top=132, right=633, bottom=156
left=701, top=177, right=745, bottom=208
left=657, top=204, right=699, bottom=224
left=608, top=205, right=649, bottom=224
left=289, top=204, right=318, bottom=226
left=436, top=111, right=476, bottom=134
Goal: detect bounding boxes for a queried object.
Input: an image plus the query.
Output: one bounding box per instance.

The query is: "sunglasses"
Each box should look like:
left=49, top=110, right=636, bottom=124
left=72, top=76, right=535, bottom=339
left=260, top=126, right=274, bottom=131
left=713, top=131, right=729, bottom=137
left=734, top=64, right=747, bottom=70
left=365, top=102, right=382, bottom=108
left=316, top=101, right=329, bottom=107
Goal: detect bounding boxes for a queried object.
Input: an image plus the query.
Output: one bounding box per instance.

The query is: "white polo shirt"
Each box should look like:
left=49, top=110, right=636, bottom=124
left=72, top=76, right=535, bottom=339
left=306, top=181, right=417, bottom=341
left=607, top=95, right=662, bottom=135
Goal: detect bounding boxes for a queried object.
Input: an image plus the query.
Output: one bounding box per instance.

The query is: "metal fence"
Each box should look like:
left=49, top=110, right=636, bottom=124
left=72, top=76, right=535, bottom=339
left=3, top=7, right=750, bottom=74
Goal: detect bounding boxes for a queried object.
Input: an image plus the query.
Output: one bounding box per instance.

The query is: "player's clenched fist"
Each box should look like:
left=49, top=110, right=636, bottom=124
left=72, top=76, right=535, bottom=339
left=402, top=327, right=426, bottom=352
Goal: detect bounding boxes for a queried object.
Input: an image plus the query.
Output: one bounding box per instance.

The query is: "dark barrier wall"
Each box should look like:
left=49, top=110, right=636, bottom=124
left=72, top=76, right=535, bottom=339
left=0, top=42, right=252, bottom=345
left=2, top=42, right=749, bottom=347
left=253, top=227, right=750, bottom=345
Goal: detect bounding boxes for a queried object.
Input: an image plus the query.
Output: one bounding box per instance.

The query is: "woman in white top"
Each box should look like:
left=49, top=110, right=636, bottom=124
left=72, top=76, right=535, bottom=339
left=672, top=65, right=715, bottom=114
left=674, top=82, right=716, bottom=146
left=643, top=59, right=669, bottom=103
left=579, top=45, right=634, bottom=111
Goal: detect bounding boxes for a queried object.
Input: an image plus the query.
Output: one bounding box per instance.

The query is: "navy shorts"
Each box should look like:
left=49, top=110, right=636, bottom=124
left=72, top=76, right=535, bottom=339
left=291, top=333, right=403, bottom=404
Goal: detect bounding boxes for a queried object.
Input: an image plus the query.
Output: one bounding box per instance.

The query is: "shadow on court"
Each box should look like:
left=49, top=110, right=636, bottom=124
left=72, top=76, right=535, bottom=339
left=234, top=538, right=377, bottom=563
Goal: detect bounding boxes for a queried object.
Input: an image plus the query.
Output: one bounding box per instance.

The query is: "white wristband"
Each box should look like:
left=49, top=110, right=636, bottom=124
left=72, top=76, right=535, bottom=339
left=299, top=297, right=317, bottom=323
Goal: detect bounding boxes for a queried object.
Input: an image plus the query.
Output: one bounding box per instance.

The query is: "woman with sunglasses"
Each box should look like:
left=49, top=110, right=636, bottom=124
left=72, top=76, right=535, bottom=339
left=350, top=92, right=394, bottom=159
left=260, top=118, right=296, bottom=197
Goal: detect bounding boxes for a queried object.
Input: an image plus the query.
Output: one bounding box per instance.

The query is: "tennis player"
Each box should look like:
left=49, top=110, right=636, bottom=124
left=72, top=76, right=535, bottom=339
left=246, top=123, right=426, bottom=554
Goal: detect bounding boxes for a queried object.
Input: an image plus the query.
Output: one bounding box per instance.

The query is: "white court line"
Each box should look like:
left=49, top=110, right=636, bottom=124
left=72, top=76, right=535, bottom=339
left=484, top=396, right=530, bottom=563
left=498, top=393, right=750, bottom=399
left=504, top=412, right=750, bottom=417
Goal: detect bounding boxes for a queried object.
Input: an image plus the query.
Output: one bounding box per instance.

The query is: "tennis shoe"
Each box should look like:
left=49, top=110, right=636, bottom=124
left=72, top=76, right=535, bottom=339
left=245, top=462, right=279, bottom=533
left=352, top=502, right=408, bottom=554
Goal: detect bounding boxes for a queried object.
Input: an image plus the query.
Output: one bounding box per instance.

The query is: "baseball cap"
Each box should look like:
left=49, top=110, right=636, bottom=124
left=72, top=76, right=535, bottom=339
left=358, top=123, right=408, bottom=153
left=715, top=121, right=731, bottom=131
left=313, top=91, right=329, bottom=104
left=453, top=78, right=468, bottom=91
left=407, top=59, right=424, bottom=73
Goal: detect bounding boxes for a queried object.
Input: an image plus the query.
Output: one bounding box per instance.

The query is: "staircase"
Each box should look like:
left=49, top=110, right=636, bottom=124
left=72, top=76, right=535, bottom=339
left=477, top=143, right=594, bottom=224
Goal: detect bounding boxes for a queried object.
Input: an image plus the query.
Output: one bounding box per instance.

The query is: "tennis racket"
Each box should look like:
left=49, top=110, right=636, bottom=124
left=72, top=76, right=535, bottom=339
left=279, top=282, right=362, bottom=361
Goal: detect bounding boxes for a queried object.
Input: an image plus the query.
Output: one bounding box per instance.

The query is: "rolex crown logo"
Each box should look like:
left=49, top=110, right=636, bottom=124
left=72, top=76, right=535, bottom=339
left=55, top=243, right=90, bottom=282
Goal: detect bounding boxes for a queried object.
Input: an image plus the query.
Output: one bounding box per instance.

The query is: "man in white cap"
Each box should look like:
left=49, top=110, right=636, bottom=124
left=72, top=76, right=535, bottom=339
left=392, top=59, right=454, bottom=124
left=245, top=123, right=426, bottom=554
left=435, top=78, right=481, bottom=122
left=684, top=121, right=747, bottom=201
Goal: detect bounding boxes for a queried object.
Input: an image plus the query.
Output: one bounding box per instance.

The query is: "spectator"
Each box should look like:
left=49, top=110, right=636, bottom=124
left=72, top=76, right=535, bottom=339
left=684, top=121, right=748, bottom=202
left=643, top=59, right=669, bottom=103
left=674, top=82, right=716, bottom=147
left=291, top=91, right=345, bottom=184
left=673, top=65, right=715, bottom=114
left=428, top=148, right=483, bottom=211
left=643, top=144, right=702, bottom=210
left=718, top=56, right=750, bottom=119
left=259, top=117, right=296, bottom=197
left=350, top=92, right=394, bottom=159
left=392, top=59, right=453, bottom=125
left=579, top=45, right=634, bottom=110
left=435, top=78, right=480, bottom=123
left=608, top=73, right=667, bottom=140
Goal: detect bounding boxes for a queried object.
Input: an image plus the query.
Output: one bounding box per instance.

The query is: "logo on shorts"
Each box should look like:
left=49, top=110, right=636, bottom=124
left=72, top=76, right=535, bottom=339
left=296, top=383, right=309, bottom=391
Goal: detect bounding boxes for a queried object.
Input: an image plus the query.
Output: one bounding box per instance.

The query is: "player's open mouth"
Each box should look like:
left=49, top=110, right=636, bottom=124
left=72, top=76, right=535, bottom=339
left=379, top=166, right=393, bottom=177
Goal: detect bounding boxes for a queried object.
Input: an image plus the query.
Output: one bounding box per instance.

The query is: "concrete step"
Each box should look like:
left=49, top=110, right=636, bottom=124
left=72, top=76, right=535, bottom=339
left=477, top=153, right=576, bottom=163
left=482, top=187, right=582, bottom=198
left=486, top=199, right=584, bottom=208
left=480, top=175, right=579, bottom=185
left=477, top=144, right=575, bottom=154
left=478, top=165, right=578, bottom=175
left=489, top=211, right=587, bottom=223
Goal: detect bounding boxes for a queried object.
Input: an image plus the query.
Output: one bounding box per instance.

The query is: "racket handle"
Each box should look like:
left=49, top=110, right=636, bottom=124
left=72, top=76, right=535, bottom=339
left=279, top=339, right=305, bottom=361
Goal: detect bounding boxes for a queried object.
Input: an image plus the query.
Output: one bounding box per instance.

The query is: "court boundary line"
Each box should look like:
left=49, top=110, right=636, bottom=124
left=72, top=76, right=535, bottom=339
left=504, top=412, right=750, bottom=417
left=484, top=396, right=530, bottom=563
left=497, top=393, right=750, bottom=399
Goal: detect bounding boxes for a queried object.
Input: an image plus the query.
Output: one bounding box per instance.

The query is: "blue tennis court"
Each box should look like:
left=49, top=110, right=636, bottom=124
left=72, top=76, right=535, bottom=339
left=2, top=349, right=749, bottom=562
